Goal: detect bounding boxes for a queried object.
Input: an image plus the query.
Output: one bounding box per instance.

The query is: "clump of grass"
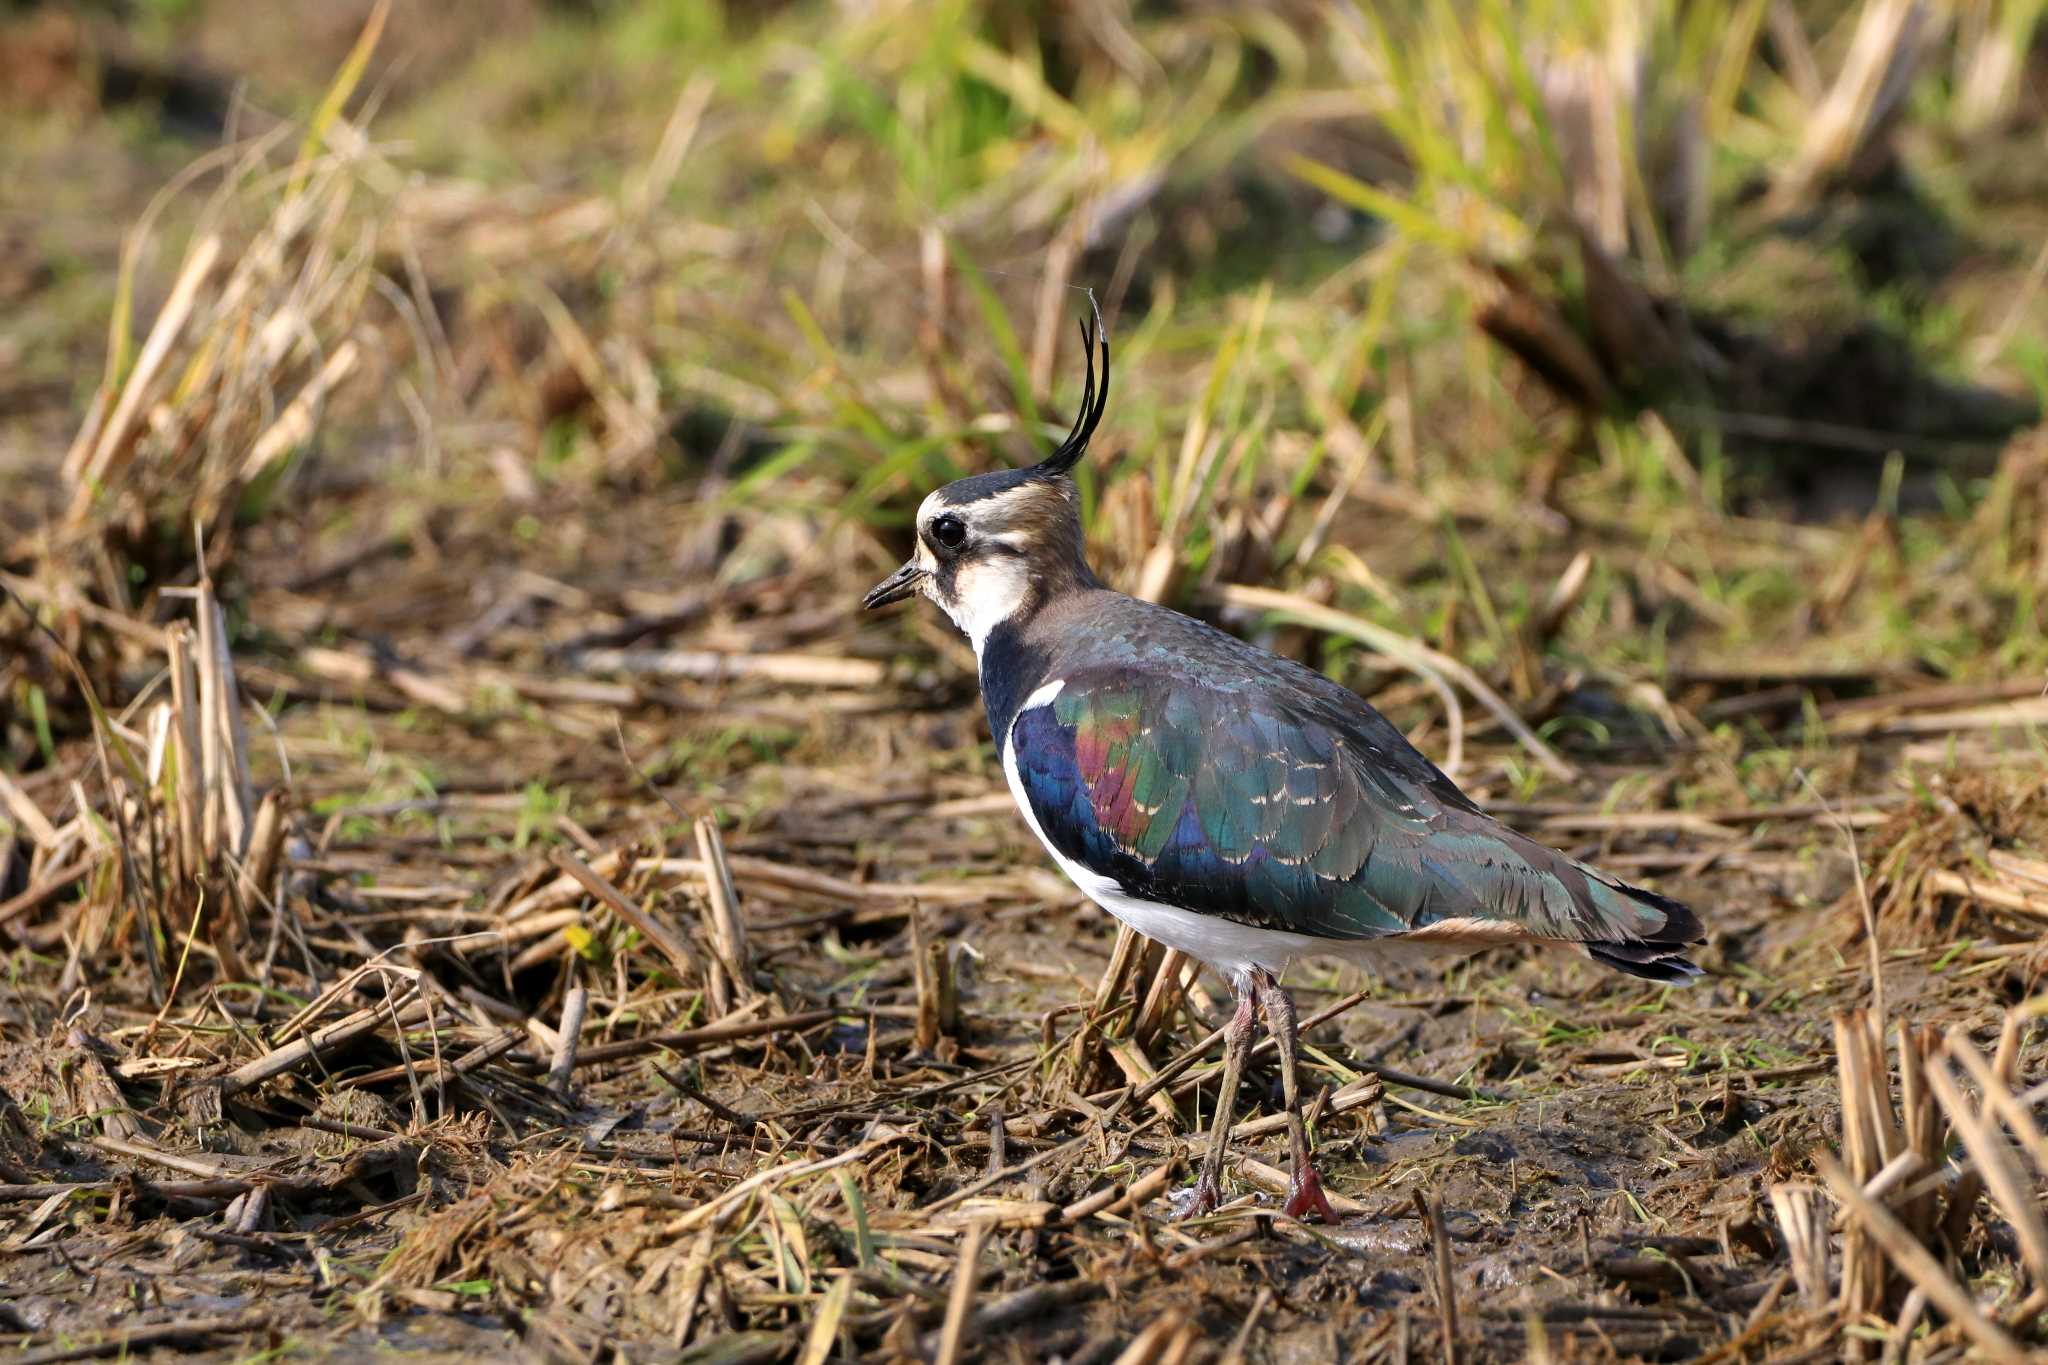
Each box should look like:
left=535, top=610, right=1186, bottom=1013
left=1862, top=767, right=2048, bottom=944
left=1, top=562, right=289, bottom=1007
left=1295, top=0, right=2041, bottom=473
left=1810, top=1002, right=2048, bottom=1358
left=56, top=3, right=393, bottom=593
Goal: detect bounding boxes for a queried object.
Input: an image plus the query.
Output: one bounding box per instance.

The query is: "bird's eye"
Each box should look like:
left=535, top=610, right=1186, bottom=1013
left=930, top=514, right=967, bottom=549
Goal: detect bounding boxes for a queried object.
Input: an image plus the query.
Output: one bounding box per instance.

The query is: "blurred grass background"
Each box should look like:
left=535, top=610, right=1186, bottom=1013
left=3, top=0, right=2047, bottom=771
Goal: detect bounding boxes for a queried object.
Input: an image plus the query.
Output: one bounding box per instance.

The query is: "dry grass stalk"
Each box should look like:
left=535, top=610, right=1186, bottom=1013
left=1769, top=1182, right=1830, bottom=1310
left=234, top=789, right=287, bottom=925
left=7, top=555, right=294, bottom=996
left=1073, top=922, right=1147, bottom=1083
left=1768, top=0, right=1930, bottom=211
left=220, top=994, right=430, bottom=1097
left=570, top=647, right=888, bottom=688
left=658, top=1134, right=906, bottom=1238
left=0, top=770, right=61, bottom=849
left=60, top=127, right=384, bottom=574
left=1815, top=1148, right=2031, bottom=1364
left=1951, top=0, right=2041, bottom=133
left=1132, top=948, right=1191, bottom=1050
left=190, top=570, right=252, bottom=867
left=912, top=908, right=941, bottom=1050
left=1832, top=1008, right=1911, bottom=1318
left=1945, top=1028, right=2048, bottom=1173
left=548, top=979, right=588, bottom=1100
left=903, top=912, right=963, bottom=1050
left=1106, top=1041, right=1180, bottom=1127
left=553, top=848, right=702, bottom=986
left=692, top=816, right=751, bottom=1013
left=1111, top=1310, right=1186, bottom=1365
left=64, top=233, right=224, bottom=506
left=1925, top=1049, right=2048, bottom=1283
left=934, top=1218, right=990, bottom=1365
left=795, top=1271, right=854, bottom=1365
left=668, top=1227, right=717, bottom=1348
left=1414, top=1189, right=1460, bottom=1364
left=936, top=938, right=962, bottom=1039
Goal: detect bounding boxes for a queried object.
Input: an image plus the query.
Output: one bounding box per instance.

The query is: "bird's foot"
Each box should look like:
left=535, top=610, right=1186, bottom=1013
left=1180, top=1172, right=1225, bottom=1221
left=1283, top=1162, right=1338, bottom=1223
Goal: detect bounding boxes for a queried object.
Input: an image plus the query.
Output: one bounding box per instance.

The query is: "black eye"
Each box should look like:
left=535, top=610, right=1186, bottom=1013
left=930, top=514, right=967, bottom=549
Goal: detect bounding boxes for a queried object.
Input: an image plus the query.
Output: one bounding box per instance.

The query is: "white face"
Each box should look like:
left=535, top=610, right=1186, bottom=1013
left=915, top=489, right=1037, bottom=657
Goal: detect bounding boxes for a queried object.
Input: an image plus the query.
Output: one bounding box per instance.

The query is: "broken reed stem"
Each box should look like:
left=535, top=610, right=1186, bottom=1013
left=165, top=624, right=204, bottom=886
left=1814, top=1148, right=2030, bottom=1364
left=552, top=848, right=703, bottom=984
left=692, top=817, right=750, bottom=1015
left=934, top=1218, right=989, bottom=1365
left=1132, top=948, right=1190, bottom=1050
left=1413, top=1189, right=1460, bottom=1364
left=220, top=993, right=431, bottom=1096
left=1923, top=1050, right=2048, bottom=1288
left=1832, top=1006, right=1898, bottom=1321
left=1768, top=1183, right=1830, bottom=1310
left=235, top=790, right=287, bottom=922
left=193, top=571, right=252, bottom=865
left=549, top=979, right=588, bottom=1100
left=1072, top=922, right=1146, bottom=1083
left=936, top=938, right=960, bottom=1038
left=911, top=908, right=958, bottom=1050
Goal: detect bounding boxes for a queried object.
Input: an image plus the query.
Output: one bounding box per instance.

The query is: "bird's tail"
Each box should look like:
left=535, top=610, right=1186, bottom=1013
left=1578, top=877, right=1705, bottom=983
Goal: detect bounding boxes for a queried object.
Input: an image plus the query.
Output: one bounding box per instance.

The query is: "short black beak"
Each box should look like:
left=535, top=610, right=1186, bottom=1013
left=862, top=561, right=926, bottom=610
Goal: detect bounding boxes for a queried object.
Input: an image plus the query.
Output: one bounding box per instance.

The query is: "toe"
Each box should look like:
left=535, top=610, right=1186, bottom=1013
left=1283, top=1168, right=1338, bottom=1223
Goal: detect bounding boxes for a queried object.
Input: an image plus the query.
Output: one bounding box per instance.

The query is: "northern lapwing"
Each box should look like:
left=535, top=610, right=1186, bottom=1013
left=863, top=308, right=1705, bottom=1222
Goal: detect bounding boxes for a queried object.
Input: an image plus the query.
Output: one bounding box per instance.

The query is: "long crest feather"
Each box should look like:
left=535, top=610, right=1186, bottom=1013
left=1033, top=289, right=1109, bottom=477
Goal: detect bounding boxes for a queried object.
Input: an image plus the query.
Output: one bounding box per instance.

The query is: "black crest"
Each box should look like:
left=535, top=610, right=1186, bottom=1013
left=932, top=293, right=1112, bottom=509
left=1033, top=291, right=1110, bottom=477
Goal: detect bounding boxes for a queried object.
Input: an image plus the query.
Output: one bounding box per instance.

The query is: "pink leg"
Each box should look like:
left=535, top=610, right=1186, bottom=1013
left=1253, top=968, right=1338, bottom=1223
left=1185, top=982, right=1257, bottom=1219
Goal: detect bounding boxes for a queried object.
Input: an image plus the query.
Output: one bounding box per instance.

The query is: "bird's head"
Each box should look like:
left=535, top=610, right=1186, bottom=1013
left=862, top=306, right=1109, bottom=652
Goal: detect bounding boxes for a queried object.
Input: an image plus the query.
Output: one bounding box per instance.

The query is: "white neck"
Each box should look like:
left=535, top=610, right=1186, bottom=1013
left=933, top=555, right=1035, bottom=657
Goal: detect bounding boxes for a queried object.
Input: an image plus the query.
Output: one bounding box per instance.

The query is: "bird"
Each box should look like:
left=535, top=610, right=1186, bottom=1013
left=862, top=306, right=1705, bottom=1223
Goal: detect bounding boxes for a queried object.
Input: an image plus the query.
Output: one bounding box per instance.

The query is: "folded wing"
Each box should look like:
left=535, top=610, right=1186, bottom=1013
left=1008, top=669, right=1700, bottom=972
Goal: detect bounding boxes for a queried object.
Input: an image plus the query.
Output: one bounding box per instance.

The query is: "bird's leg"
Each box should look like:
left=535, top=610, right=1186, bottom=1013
left=1185, top=979, right=1257, bottom=1219
left=1253, top=967, right=1338, bottom=1224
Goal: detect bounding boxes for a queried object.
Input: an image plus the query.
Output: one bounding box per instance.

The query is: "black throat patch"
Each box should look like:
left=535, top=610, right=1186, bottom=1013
left=978, top=620, right=1052, bottom=751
